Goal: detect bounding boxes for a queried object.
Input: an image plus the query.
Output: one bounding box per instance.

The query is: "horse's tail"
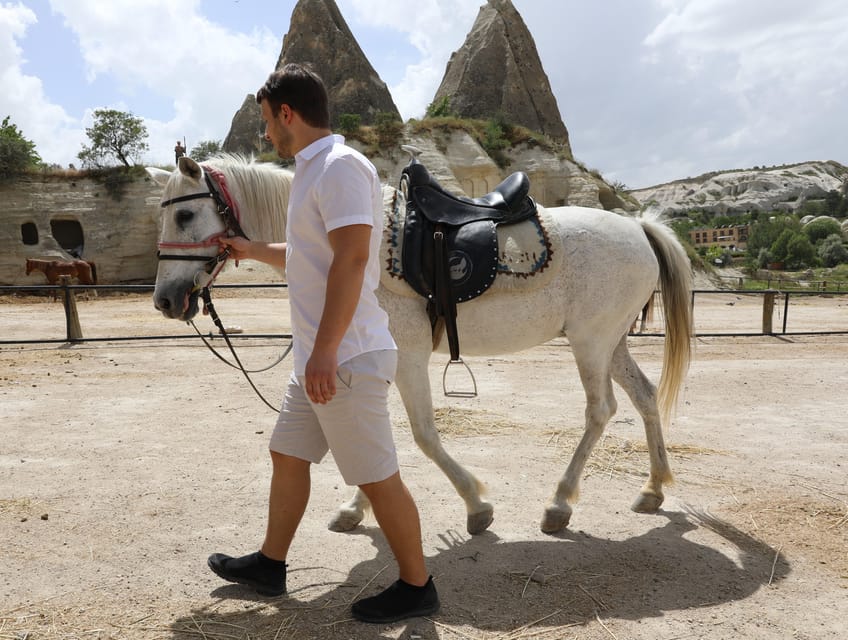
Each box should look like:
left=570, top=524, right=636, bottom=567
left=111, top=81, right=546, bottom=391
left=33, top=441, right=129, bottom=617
left=639, top=220, right=693, bottom=425
left=88, top=260, right=98, bottom=284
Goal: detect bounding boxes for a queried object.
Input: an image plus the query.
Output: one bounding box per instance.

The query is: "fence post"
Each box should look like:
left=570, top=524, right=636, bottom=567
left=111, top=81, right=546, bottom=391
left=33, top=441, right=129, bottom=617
left=61, top=276, right=84, bottom=342
left=762, top=290, right=776, bottom=335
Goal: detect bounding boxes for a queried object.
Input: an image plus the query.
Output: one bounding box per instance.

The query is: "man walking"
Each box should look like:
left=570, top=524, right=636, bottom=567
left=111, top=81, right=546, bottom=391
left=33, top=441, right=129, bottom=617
left=208, top=63, right=438, bottom=624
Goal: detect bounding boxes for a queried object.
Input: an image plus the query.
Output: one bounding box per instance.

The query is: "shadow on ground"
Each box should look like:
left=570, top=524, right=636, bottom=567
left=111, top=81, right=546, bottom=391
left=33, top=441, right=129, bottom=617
left=169, top=507, right=788, bottom=639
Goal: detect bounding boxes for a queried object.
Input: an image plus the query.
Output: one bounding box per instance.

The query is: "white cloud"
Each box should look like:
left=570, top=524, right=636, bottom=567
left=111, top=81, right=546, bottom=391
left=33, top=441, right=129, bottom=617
left=343, top=0, right=479, bottom=119
left=638, top=0, right=848, bottom=181
left=3, top=0, right=847, bottom=187
left=0, top=2, right=81, bottom=166
left=42, top=0, right=280, bottom=165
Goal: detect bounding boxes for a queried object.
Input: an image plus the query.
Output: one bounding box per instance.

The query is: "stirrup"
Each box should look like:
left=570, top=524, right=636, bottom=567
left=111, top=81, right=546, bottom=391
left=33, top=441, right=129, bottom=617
left=442, top=358, right=478, bottom=398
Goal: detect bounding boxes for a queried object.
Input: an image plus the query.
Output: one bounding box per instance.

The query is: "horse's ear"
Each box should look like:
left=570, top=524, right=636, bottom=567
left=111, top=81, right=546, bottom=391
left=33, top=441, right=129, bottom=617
left=146, top=167, right=171, bottom=186
left=178, top=156, right=203, bottom=181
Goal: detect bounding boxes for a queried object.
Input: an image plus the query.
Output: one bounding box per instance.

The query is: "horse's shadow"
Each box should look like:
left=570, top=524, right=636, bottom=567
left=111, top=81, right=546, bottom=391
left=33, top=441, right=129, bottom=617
left=168, top=508, right=788, bottom=639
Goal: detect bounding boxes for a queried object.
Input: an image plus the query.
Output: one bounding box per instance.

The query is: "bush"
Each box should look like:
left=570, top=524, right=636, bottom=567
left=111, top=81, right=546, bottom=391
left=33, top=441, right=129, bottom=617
left=425, top=96, right=453, bottom=118
left=803, top=217, right=843, bottom=244
left=818, top=234, right=848, bottom=267
left=374, top=111, right=403, bottom=147
left=338, top=113, right=361, bottom=135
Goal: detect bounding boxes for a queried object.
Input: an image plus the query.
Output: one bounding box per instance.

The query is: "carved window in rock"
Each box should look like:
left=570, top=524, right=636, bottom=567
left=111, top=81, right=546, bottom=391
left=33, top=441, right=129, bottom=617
left=21, top=222, right=39, bottom=245
left=50, top=218, right=85, bottom=258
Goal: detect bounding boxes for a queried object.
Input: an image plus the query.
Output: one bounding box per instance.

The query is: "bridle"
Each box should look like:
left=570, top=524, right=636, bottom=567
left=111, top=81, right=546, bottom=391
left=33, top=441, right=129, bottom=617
left=157, top=165, right=288, bottom=412
left=157, top=165, right=248, bottom=290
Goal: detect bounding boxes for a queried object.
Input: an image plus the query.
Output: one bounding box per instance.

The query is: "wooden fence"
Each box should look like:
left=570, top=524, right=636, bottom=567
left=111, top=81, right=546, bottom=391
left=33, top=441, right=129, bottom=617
left=1, top=283, right=846, bottom=345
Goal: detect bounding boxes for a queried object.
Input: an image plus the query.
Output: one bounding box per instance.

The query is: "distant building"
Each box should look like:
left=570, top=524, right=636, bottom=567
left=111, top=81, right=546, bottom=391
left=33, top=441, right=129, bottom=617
left=689, top=224, right=750, bottom=251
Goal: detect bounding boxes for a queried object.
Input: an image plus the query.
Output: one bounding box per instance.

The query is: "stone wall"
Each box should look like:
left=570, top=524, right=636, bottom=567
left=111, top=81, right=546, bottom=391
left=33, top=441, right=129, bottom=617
left=1, top=172, right=163, bottom=286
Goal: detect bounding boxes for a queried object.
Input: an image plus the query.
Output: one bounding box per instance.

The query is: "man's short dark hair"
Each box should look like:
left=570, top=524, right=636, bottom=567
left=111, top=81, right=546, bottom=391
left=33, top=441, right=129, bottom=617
left=256, top=63, right=331, bottom=129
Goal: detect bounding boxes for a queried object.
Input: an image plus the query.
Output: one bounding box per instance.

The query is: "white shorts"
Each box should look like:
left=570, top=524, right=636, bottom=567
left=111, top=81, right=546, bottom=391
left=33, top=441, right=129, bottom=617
left=269, top=350, right=398, bottom=486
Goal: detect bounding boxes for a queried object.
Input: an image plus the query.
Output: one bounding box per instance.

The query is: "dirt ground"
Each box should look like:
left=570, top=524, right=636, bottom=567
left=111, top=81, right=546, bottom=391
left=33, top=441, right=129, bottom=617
left=2, top=266, right=847, bottom=639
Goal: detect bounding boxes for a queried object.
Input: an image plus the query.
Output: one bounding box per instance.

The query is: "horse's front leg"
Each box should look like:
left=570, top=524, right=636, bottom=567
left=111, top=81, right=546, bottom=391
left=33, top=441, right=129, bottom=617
left=395, top=349, right=494, bottom=535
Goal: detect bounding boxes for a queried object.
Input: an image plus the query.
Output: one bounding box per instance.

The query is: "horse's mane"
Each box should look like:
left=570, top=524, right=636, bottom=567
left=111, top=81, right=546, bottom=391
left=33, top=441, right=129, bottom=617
left=201, top=154, right=292, bottom=244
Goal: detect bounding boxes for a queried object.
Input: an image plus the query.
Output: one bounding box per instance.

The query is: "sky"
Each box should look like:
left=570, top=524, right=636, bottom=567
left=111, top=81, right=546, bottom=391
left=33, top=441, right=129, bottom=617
left=1, top=0, right=847, bottom=189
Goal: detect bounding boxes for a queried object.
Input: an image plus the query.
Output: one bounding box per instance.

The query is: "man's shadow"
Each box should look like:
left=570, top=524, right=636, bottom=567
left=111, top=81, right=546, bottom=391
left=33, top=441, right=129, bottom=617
left=169, top=507, right=788, bottom=639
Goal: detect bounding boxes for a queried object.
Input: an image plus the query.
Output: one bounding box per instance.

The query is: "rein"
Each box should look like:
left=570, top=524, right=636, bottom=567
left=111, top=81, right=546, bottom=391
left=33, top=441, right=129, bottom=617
left=194, top=288, right=285, bottom=413
left=158, top=165, right=287, bottom=412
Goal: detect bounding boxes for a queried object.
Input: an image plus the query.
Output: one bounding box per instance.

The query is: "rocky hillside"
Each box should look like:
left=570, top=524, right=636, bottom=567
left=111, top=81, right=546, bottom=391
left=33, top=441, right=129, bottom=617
left=220, top=0, right=615, bottom=207
left=354, top=124, right=631, bottom=212
left=630, top=161, right=848, bottom=216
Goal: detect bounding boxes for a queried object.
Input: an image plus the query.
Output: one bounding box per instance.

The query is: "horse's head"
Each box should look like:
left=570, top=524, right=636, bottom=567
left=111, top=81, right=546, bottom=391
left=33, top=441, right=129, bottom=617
left=147, top=155, right=292, bottom=321
left=147, top=157, right=230, bottom=320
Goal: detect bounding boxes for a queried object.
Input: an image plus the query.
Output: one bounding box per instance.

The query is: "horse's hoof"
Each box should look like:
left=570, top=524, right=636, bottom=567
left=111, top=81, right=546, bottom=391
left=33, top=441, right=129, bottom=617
left=541, top=505, right=571, bottom=534
left=631, top=491, right=664, bottom=513
left=327, top=508, right=363, bottom=532
left=467, top=504, right=494, bottom=535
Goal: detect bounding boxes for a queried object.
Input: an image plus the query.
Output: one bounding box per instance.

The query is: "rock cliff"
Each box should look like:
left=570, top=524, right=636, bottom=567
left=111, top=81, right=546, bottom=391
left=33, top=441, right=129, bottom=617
left=432, top=0, right=570, bottom=148
left=631, top=161, right=848, bottom=216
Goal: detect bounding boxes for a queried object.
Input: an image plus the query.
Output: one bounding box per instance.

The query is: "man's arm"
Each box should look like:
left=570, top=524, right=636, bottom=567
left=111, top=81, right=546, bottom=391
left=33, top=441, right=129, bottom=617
left=304, top=223, right=371, bottom=404
left=218, top=237, right=286, bottom=268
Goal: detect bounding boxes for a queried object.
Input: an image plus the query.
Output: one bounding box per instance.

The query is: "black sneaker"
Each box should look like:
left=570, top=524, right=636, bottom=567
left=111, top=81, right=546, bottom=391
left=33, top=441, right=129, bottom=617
left=207, top=551, right=287, bottom=597
left=351, top=576, right=440, bottom=623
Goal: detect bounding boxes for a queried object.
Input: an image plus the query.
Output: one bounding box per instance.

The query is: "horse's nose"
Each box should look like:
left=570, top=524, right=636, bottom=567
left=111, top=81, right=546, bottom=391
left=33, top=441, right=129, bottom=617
left=153, top=293, right=171, bottom=312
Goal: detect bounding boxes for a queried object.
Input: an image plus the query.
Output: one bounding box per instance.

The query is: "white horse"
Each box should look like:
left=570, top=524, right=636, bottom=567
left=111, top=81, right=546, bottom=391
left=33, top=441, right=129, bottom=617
left=147, top=155, right=693, bottom=535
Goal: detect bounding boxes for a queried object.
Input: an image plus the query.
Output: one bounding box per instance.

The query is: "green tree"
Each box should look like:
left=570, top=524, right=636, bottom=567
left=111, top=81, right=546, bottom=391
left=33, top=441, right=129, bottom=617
left=747, top=215, right=800, bottom=261
left=0, top=116, right=41, bottom=178
left=78, top=108, right=149, bottom=168
left=802, top=217, right=842, bottom=245
left=189, top=139, right=222, bottom=162
left=818, top=234, right=848, bottom=267
left=823, top=190, right=847, bottom=217
left=785, top=233, right=816, bottom=269
left=769, top=228, right=796, bottom=264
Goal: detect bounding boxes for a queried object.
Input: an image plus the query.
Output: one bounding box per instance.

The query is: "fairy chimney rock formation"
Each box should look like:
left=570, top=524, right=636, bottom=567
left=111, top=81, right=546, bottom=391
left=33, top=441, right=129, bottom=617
left=222, top=94, right=268, bottom=156
left=223, top=0, right=400, bottom=154
left=433, top=0, right=570, bottom=150
left=277, top=0, right=400, bottom=127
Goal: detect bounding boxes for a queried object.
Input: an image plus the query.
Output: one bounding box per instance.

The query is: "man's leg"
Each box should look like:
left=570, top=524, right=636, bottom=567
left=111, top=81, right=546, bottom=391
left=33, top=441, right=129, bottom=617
left=206, top=452, right=310, bottom=595
left=358, top=471, right=428, bottom=586
left=352, top=471, right=439, bottom=623
left=261, top=451, right=311, bottom=561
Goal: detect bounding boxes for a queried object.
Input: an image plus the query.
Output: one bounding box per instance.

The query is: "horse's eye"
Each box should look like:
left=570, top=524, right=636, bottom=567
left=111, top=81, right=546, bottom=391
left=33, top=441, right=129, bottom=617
left=175, top=209, right=194, bottom=227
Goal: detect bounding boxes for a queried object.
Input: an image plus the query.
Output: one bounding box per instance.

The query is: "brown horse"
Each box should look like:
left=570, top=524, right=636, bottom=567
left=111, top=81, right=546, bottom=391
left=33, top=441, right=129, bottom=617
left=25, top=258, right=98, bottom=299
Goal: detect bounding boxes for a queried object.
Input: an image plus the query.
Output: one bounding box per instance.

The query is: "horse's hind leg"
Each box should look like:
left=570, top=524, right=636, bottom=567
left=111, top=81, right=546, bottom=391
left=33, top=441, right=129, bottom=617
left=328, top=487, right=372, bottom=533
left=542, top=344, right=618, bottom=533
left=610, top=336, right=672, bottom=513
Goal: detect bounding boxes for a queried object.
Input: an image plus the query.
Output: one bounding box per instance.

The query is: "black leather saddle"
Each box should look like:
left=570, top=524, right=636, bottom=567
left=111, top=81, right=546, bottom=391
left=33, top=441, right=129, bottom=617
left=400, top=148, right=538, bottom=361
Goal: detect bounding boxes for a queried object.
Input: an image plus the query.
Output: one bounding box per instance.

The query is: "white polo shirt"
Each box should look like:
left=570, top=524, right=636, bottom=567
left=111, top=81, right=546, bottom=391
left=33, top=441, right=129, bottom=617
left=286, top=134, right=396, bottom=375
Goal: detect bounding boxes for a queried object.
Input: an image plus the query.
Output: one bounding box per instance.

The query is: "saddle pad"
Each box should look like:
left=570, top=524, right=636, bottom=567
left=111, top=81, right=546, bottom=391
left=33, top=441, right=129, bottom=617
left=381, top=186, right=556, bottom=299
